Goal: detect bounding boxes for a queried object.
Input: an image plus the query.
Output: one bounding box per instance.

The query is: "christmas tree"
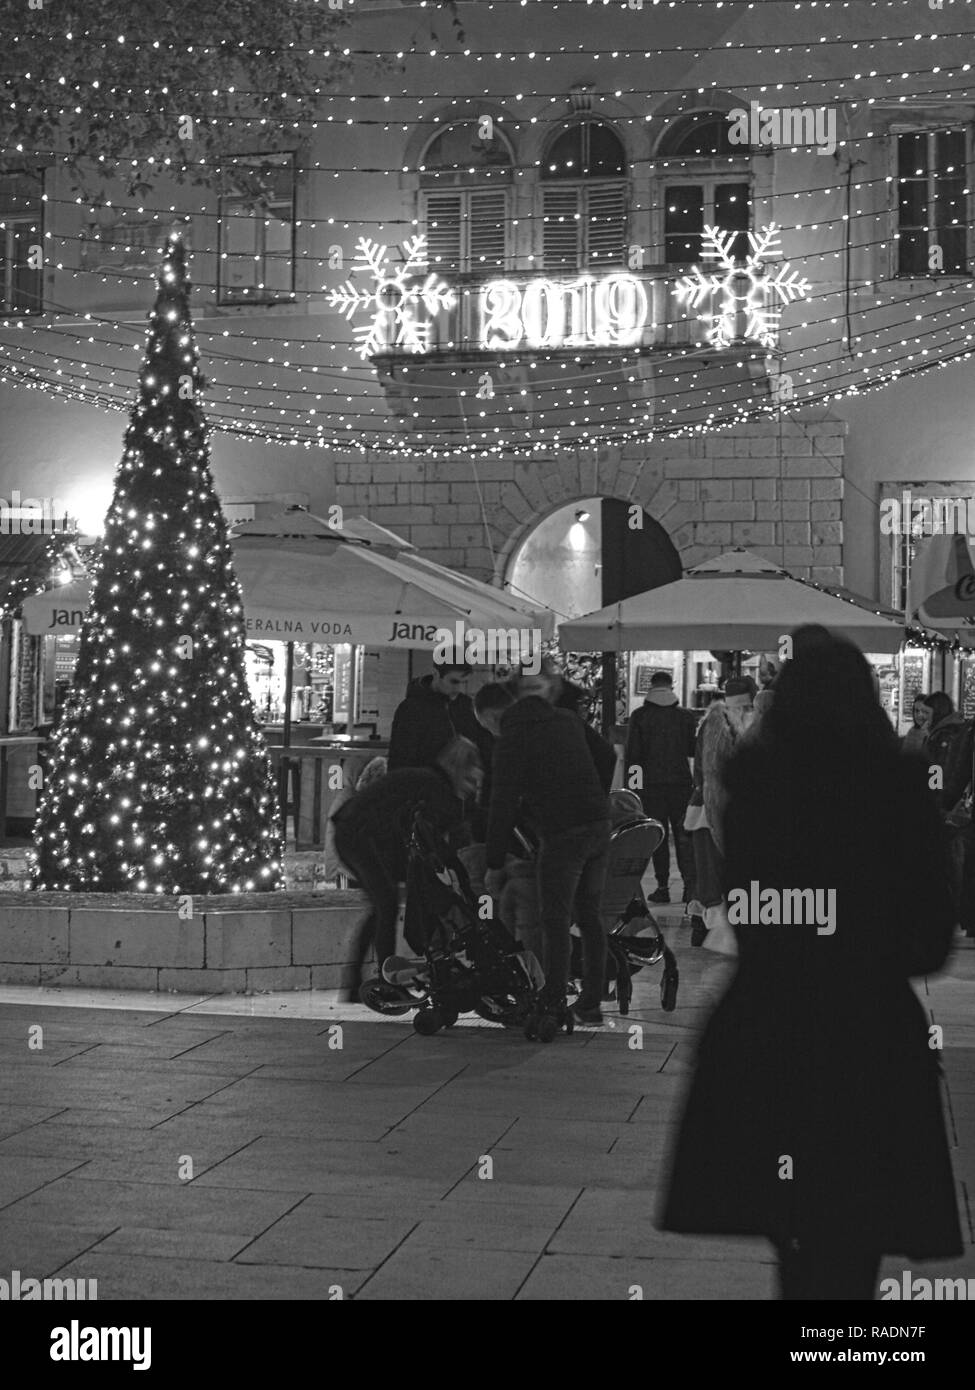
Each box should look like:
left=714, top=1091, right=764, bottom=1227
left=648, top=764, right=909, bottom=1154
left=32, top=234, right=283, bottom=894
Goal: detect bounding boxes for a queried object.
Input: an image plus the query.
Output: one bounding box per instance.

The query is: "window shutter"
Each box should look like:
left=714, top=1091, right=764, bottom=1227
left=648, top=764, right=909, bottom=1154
left=468, top=189, right=507, bottom=272
left=542, top=186, right=581, bottom=271
left=585, top=181, right=627, bottom=267
left=424, top=192, right=463, bottom=274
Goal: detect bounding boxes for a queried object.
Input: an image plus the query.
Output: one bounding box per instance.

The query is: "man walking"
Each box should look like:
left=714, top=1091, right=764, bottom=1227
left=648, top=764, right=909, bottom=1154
left=625, top=671, right=698, bottom=904
left=475, top=681, right=613, bottom=1027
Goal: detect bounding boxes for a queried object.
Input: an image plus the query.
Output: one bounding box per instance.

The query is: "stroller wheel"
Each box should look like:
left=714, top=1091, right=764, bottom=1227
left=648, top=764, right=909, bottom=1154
left=660, top=968, right=679, bottom=1013
left=536, top=1013, right=559, bottom=1043
left=413, top=1007, right=443, bottom=1035
left=524, top=1016, right=538, bottom=1040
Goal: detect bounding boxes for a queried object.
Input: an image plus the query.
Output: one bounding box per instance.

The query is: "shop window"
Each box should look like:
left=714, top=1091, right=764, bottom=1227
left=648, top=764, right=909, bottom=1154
left=0, top=171, right=44, bottom=314
left=419, top=121, right=512, bottom=275
left=217, top=153, right=296, bottom=304
left=541, top=121, right=628, bottom=271
left=895, top=128, right=969, bottom=277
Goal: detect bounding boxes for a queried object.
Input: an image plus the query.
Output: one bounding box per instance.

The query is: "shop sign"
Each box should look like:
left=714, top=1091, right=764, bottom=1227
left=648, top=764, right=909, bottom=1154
left=478, top=273, right=649, bottom=351
left=245, top=618, right=354, bottom=638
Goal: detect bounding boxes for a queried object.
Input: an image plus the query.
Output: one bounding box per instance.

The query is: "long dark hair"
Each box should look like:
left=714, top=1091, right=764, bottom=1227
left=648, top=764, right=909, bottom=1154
left=761, top=625, right=897, bottom=759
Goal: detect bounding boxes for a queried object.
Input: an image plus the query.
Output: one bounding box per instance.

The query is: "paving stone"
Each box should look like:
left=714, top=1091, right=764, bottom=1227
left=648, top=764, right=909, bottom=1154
left=0, top=1154, right=90, bottom=1208
left=354, top=1245, right=537, bottom=1300
left=404, top=1212, right=562, bottom=1253
left=515, top=1253, right=777, bottom=1300
left=95, top=1226, right=259, bottom=1262
left=237, top=1212, right=416, bottom=1269
left=0, top=1218, right=111, bottom=1275
left=0, top=1104, right=70, bottom=1141
left=3, top=1176, right=299, bottom=1234
left=548, top=1190, right=767, bottom=1262
left=55, top=1252, right=365, bottom=1301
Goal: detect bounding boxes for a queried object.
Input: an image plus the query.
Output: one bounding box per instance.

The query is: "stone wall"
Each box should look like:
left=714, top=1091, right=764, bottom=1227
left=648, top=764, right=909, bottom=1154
left=0, top=893, right=366, bottom=994
left=336, top=418, right=846, bottom=587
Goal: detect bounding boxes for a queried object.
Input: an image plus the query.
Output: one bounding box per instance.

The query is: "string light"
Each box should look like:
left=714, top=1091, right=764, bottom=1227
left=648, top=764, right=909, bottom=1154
left=1, top=2, right=973, bottom=462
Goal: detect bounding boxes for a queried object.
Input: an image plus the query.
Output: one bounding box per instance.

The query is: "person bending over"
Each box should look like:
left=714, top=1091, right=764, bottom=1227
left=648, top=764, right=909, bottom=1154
left=475, top=682, right=612, bottom=1027
left=331, top=736, right=482, bottom=1003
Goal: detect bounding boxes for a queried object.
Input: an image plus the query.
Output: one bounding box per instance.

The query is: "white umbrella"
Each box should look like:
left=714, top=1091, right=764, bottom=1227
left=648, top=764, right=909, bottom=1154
left=558, top=547, right=905, bottom=654
left=907, top=533, right=975, bottom=634
left=23, top=514, right=554, bottom=644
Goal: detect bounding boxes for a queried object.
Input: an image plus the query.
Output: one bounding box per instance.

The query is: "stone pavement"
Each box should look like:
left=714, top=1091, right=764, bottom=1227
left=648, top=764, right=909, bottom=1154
left=0, top=931, right=972, bottom=1301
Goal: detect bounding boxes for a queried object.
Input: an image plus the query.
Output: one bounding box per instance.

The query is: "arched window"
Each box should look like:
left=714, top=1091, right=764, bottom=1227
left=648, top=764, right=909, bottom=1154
left=541, top=120, right=628, bottom=272
left=656, top=110, right=752, bottom=264
left=419, top=121, right=513, bottom=276
left=657, top=111, right=744, bottom=159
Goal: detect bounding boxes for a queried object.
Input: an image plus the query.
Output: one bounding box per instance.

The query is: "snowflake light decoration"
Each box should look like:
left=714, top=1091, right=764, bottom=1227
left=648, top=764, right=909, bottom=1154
left=673, top=223, right=809, bottom=351
left=327, top=235, right=456, bottom=359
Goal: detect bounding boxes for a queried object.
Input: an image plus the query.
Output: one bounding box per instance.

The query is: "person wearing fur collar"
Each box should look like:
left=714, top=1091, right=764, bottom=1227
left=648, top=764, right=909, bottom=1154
left=699, top=678, right=757, bottom=856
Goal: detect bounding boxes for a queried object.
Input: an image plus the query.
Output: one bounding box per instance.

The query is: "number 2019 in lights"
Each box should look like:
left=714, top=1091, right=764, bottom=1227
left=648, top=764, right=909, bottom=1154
left=478, top=274, right=649, bottom=351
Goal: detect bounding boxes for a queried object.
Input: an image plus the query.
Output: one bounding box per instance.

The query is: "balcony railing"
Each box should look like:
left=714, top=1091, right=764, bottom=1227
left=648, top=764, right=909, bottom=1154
left=403, top=265, right=769, bottom=358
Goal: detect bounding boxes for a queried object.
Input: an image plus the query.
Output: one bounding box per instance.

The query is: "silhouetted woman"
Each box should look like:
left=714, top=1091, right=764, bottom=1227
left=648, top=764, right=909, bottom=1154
left=659, top=626, right=962, bottom=1299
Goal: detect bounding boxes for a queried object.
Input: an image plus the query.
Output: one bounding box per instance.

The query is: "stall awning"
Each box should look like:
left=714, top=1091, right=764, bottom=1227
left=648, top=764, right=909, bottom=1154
left=558, top=548, right=906, bottom=655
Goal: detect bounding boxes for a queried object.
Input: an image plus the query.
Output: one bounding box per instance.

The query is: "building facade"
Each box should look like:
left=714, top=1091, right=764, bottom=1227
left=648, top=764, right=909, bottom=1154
left=1, top=1, right=973, bottom=697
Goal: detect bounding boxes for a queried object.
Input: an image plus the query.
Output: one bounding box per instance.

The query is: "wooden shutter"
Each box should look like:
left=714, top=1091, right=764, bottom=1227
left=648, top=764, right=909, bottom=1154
left=585, top=181, right=627, bottom=267
left=424, top=192, right=463, bottom=274
left=468, top=189, right=507, bottom=273
left=542, top=185, right=581, bottom=271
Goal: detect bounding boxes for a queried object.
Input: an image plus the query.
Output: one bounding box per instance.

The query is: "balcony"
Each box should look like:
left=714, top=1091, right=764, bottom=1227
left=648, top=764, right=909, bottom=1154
left=379, top=264, right=784, bottom=362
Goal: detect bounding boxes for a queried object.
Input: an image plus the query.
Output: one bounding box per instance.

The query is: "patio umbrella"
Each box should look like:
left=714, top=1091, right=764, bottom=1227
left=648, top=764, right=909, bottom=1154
left=907, top=533, right=975, bottom=635
left=557, top=548, right=905, bottom=654
left=22, top=509, right=558, bottom=745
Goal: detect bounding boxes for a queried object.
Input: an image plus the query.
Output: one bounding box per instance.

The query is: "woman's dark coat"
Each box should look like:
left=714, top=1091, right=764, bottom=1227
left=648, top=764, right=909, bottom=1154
left=659, top=737, right=962, bottom=1257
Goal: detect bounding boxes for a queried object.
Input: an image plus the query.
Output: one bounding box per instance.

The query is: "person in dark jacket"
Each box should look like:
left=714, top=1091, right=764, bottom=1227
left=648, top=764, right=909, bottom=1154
left=332, top=736, right=482, bottom=1002
left=388, top=660, right=493, bottom=835
left=624, top=671, right=698, bottom=904
left=475, top=682, right=612, bottom=1026
left=924, top=691, right=965, bottom=800
left=515, top=665, right=617, bottom=790
left=937, top=703, right=975, bottom=937
left=387, top=662, right=490, bottom=772
left=659, top=628, right=962, bottom=1299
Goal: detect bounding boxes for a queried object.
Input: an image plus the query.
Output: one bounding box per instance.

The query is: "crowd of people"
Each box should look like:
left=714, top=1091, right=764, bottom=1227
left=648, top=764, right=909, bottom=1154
left=901, top=688, right=975, bottom=938
left=335, top=654, right=618, bottom=1025
left=330, top=625, right=966, bottom=1301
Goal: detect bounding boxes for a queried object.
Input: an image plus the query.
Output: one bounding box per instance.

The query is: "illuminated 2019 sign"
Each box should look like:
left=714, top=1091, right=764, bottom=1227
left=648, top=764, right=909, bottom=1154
left=478, top=274, right=649, bottom=351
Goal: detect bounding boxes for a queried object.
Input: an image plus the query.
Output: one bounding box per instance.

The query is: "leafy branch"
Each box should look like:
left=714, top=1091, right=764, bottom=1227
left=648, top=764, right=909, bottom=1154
left=0, top=0, right=352, bottom=199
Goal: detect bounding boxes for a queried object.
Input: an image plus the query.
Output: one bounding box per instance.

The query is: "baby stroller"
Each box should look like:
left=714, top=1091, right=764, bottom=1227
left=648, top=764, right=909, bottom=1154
left=568, top=791, right=680, bottom=1016
left=359, top=806, right=544, bottom=1035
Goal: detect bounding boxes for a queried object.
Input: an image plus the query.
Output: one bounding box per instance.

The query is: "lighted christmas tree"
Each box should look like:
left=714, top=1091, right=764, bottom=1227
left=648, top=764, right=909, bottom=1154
left=32, top=234, right=283, bottom=894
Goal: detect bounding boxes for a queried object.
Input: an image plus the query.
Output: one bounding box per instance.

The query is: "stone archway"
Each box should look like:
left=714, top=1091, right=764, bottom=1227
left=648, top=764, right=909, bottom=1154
left=493, top=443, right=703, bottom=583
left=505, top=492, right=683, bottom=619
